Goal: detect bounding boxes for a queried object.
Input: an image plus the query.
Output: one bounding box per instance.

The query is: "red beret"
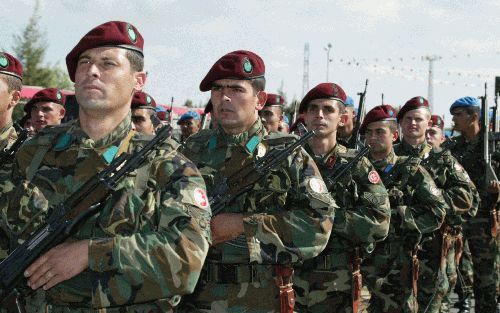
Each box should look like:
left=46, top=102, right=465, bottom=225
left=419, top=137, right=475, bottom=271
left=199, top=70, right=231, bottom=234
left=66, top=21, right=144, bottom=82
left=199, top=50, right=265, bottom=92
left=360, top=105, right=397, bottom=134
left=157, top=110, right=167, bottom=121
left=265, top=93, right=284, bottom=107
left=299, top=82, right=347, bottom=113
left=0, top=52, right=23, bottom=81
left=24, top=88, right=66, bottom=113
left=397, top=96, right=429, bottom=121
left=131, top=91, right=156, bottom=109
left=430, top=115, right=444, bottom=129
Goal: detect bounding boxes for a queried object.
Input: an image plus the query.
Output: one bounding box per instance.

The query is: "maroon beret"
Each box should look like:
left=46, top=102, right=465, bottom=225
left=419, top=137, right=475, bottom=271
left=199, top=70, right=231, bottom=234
left=157, top=110, right=167, bottom=121
left=397, top=96, right=429, bottom=121
left=0, top=52, right=23, bottom=81
left=24, top=88, right=66, bottom=112
left=131, top=91, right=156, bottom=109
left=66, top=21, right=144, bottom=82
left=199, top=50, right=265, bottom=92
left=360, top=105, right=397, bottom=134
left=265, top=93, right=284, bottom=107
left=430, top=115, right=444, bottom=129
left=299, top=82, right=347, bottom=113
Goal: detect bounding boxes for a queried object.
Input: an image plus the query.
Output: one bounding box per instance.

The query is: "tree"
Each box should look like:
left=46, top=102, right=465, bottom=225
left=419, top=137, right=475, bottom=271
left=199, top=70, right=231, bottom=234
left=184, top=99, right=193, bottom=108
left=12, top=0, right=72, bottom=90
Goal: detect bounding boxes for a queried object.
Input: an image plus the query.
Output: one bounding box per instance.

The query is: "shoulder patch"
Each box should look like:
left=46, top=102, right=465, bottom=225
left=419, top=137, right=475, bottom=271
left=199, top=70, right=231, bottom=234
left=193, top=188, right=209, bottom=208
left=307, top=177, right=327, bottom=193
left=368, top=170, right=381, bottom=184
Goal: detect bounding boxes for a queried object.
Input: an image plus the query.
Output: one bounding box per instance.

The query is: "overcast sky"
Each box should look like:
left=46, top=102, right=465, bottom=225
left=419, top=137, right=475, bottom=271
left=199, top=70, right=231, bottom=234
left=2, top=0, right=499, bottom=126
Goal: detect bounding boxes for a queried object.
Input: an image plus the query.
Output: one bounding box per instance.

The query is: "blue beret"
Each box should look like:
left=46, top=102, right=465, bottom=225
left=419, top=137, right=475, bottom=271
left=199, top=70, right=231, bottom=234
left=177, top=111, right=201, bottom=124
left=450, top=97, right=480, bottom=113
left=283, top=115, right=289, bottom=124
left=345, top=96, right=355, bottom=107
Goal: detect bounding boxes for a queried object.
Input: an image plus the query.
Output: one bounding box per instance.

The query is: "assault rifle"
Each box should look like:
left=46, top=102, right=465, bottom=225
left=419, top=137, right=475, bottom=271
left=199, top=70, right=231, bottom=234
left=210, top=123, right=314, bottom=216
left=0, top=127, right=29, bottom=165
left=353, top=79, right=368, bottom=149
left=479, top=84, right=499, bottom=238
left=0, top=125, right=172, bottom=312
left=323, top=143, right=370, bottom=191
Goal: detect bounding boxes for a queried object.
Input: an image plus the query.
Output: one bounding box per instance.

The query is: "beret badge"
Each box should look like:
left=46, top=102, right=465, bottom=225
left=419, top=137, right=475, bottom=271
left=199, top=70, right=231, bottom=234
left=0, top=54, right=8, bottom=68
left=127, top=24, right=137, bottom=43
left=243, top=58, right=253, bottom=74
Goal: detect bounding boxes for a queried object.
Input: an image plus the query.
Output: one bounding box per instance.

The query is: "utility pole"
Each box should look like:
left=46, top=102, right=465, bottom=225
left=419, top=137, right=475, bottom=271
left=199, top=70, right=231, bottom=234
left=324, top=43, right=332, bottom=82
left=422, top=55, right=442, bottom=111
left=302, top=43, right=310, bottom=98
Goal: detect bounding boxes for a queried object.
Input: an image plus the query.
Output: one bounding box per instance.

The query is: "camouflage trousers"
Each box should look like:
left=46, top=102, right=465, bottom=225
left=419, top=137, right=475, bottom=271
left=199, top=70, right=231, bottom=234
left=179, top=263, right=282, bottom=313
left=417, top=233, right=449, bottom=313
left=294, top=251, right=356, bottom=313
left=43, top=300, right=175, bottom=313
left=453, top=238, right=474, bottom=299
left=362, top=240, right=418, bottom=313
left=463, top=217, right=498, bottom=313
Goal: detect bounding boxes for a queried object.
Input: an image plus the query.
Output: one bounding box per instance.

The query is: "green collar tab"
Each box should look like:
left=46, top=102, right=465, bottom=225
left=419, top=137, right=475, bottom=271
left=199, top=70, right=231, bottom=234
left=208, top=135, right=217, bottom=151
left=102, top=145, right=119, bottom=164
left=245, top=135, right=260, bottom=154
left=54, top=133, right=72, bottom=151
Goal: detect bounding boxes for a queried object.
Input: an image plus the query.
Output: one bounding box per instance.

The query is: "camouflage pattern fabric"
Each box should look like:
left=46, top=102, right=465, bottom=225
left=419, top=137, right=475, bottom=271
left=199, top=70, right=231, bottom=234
left=0, top=122, right=18, bottom=259
left=1, top=115, right=211, bottom=312
left=294, top=143, right=391, bottom=313
left=178, top=119, right=337, bottom=313
left=443, top=134, right=499, bottom=313
left=362, top=150, right=446, bottom=313
left=394, top=140, right=477, bottom=312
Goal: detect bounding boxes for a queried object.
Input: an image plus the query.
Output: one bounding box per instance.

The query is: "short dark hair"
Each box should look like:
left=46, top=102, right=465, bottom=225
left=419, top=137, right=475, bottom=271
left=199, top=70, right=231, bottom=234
left=250, top=77, right=266, bottom=93
left=126, top=50, right=144, bottom=72
left=0, top=74, right=22, bottom=92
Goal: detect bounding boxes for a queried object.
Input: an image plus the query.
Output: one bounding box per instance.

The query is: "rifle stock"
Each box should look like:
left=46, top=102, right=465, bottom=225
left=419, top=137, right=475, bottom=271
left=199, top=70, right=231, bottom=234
left=0, top=126, right=172, bottom=307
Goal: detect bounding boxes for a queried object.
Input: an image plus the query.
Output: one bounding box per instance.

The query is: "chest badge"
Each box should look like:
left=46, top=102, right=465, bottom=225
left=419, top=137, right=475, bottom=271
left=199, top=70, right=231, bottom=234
left=256, top=143, right=267, bottom=158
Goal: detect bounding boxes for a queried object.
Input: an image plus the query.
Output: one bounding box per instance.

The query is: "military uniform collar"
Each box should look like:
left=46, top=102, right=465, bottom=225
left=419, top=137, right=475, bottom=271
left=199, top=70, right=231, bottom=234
left=370, top=149, right=397, bottom=172
left=213, top=118, right=267, bottom=153
left=306, top=142, right=346, bottom=168
left=400, top=140, right=431, bottom=158
left=0, top=121, right=17, bottom=150
left=62, top=113, right=133, bottom=150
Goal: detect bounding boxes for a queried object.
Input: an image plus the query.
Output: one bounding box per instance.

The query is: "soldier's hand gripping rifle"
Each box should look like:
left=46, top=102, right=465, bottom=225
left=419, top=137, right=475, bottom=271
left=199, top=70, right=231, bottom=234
left=480, top=84, right=499, bottom=237
left=0, top=127, right=29, bottom=165
left=0, top=125, right=172, bottom=312
left=209, top=124, right=314, bottom=216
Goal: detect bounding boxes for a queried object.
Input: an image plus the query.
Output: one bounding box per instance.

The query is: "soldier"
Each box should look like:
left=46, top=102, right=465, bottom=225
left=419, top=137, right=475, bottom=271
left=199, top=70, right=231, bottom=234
left=425, top=115, right=445, bottom=149
left=179, top=50, right=336, bottom=312
left=131, top=90, right=160, bottom=135
left=0, top=51, right=23, bottom=257
left=338, top=95, right=358, bottom=148
left=2, top=21, right=211, bottom=312
left=293, top=83, right=391, bottom=313
left=394, top=97, right=477, bottom=313
left=361, top=105, right=447, bottom=313
left=444, top=96, right=499, bottom=313
left=259, top=93, right=284, bottom=132
left=24, top=88, right=66, bottom=132
left=178, top=110, right=201, bottom=142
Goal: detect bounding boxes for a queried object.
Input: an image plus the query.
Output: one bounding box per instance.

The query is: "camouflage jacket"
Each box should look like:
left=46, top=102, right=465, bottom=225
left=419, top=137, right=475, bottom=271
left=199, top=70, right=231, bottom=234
left=0, top=122, right=18, bottom=260
left=370, top=150, right=447, bottom=247
left=305, top=143, right=390, bottom=255
left=394, top=140, right=476, bottom=227
left=180, top=119, right=336, bottom=265
left=2, top=115, right=211, bottom=309
left=443, top=134, right=500, bottom=218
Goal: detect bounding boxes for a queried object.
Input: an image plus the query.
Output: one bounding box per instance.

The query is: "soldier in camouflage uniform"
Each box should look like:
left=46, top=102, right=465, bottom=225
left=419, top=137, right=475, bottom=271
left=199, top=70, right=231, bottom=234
left=292, top=83, right=391, bottom=313
left=338, top=96, right=358, bottom=149
left=131, top=91, right=161, bottom=135
left=361, top=105, right=447, bottom=313
left=394, top=97, right=478, bottom=313
left=0, top=52, right=23, bottom=261
left=179, top=50, right=337, bottom=312
left=444, top=96, right=499, bottom=313
left=426, top=115, right=480, bottom=313
left=1, top=21, right=211, bottom=312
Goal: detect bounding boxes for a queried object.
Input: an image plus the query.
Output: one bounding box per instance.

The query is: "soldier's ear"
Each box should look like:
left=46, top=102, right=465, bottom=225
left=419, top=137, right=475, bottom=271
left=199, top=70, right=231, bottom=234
left=256, top=91, right=267, bottom=111
left=392, top=130, right=399, bottom=142
left=133, top=71, right=147, bottom=92
left=8, top=90, right=21, bottom=109
left=339, top=112, right=348, bottom=126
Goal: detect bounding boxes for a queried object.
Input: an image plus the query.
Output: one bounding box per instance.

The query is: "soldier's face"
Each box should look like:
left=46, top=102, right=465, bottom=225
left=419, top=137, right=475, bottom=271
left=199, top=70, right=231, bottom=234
left=179, top=118, right=200, bottom=138
left=304, top=99, right=346, bottom=138
left=210, top=79, right=266, bottom=134
left=132, top=108, right=155, bottom=135
left=451, top=108, right=473, bottom=132
left=259, top=106, right=283, bottom=132
left=364, top=121, right=397, bottom=156
left=74, top=47, right=145, bottom=112
left=425, top=126, right=445, bottom=149
left=31, top=102, right=65, bottom=131
left=400, top=109, right=431, bottom=141
left=0, top=77, right=20, bottom=126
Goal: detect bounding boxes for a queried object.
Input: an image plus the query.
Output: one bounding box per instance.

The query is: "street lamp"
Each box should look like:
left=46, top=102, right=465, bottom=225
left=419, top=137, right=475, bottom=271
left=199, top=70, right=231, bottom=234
left=324, top=43, right=332, bottom=82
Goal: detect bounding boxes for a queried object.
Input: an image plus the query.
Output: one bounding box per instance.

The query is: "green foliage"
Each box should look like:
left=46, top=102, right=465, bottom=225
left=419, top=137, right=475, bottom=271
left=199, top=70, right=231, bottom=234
left=12, top=0, right=72, bottom=90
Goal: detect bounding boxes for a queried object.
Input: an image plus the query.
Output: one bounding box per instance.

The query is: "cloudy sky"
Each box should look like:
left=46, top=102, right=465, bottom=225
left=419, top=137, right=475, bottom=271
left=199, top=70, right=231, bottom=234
left=2, top=0, right=499, bottom=125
